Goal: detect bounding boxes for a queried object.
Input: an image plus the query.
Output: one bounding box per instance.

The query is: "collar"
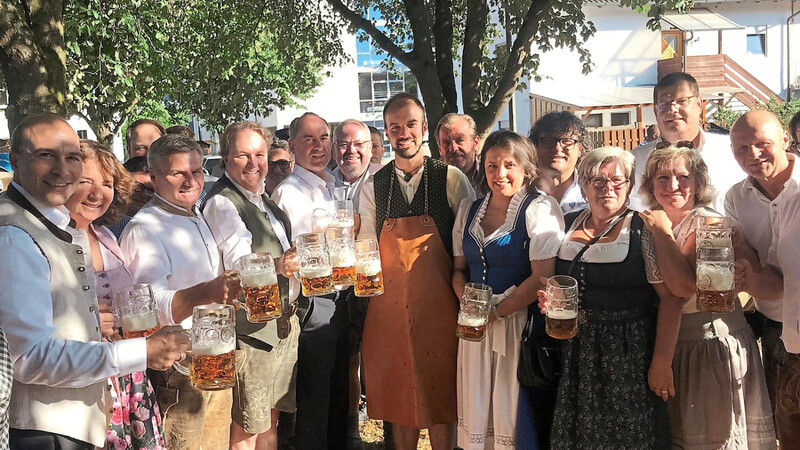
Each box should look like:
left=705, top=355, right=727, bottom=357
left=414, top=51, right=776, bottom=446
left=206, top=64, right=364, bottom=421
left=11, top=181, right=72, bottom=230
left=742, top=153, right=800, bottom=194
left=224, top=172, right=264, bottom=202
left=152, top=193, right=197, bottom=217
left=293, top=164, right=336, bottom=190
left=7, top=182, right=74, bottom=242
left=333, top=165, right=371, bottom=187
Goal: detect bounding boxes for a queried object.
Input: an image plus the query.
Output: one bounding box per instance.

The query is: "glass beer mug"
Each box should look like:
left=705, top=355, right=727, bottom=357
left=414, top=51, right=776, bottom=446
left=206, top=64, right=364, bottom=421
left=696, top=216, right=733, bottom=249
left=354, top=239, right=384, bottom=296
left=330, top=200, right=354, bottom=228
left=296, top=232, right=335, bottom=297
left=234, top=253, right=281, bottom=323
left=115, top=283, right=160, bottom=339
left=189, top=304, right=236, bottom=391
left=545, top=275, right=579, bottom=340
left=327, top=227, right=356, bottom=290
left=456, top=283, right=492, bottom=341
left=696, top=246, right=736, bottom=313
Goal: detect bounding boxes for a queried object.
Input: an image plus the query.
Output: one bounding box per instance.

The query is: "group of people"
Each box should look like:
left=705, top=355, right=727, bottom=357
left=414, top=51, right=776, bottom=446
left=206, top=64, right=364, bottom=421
left=0, top=70, right=799, bottom=450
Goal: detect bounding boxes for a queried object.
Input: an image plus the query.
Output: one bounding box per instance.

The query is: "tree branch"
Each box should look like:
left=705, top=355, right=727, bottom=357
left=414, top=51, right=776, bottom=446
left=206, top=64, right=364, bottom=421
left=474, top=0, right=554, bottom=133
left=324, top=0, right=416, bottom=68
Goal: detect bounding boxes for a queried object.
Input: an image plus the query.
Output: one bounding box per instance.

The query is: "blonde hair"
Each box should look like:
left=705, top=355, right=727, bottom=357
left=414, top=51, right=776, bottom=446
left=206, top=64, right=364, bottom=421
left=638, top=145, right=714, bottom=210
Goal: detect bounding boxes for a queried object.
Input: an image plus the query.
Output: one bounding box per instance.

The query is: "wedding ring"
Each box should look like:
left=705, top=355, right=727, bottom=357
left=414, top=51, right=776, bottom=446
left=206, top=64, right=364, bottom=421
left=660, top=390, right=668, bottom=394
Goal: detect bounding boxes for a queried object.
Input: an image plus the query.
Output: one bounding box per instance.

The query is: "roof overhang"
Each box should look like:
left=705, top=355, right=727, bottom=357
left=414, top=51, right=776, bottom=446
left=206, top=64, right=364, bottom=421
left=660, top=8, right=744, bottom=31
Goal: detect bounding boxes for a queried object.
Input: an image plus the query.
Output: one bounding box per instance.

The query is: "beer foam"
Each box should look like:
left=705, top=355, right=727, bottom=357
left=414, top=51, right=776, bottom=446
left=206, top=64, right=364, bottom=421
left=458, top=315, right=487, bottom=326
left=240, top=270, right=277, bottom=287
left=330, top=250, right=355, bottom=267
left=192, top=341, right=235, bottom=356
left=696, top=264, right=734, bottom=291
left=300, top=266, right=332, bottom=278
left=356, top=260, right=381, bottom=276
left=546, top=309, right=578, bottom=320
left=121, top=313, right=159, bottom=332
left=697, top=237, right=731, bottom=248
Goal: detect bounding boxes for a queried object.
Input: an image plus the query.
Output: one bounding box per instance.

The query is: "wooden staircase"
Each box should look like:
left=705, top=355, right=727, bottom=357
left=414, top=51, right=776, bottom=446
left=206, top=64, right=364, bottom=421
left=658, top=55, right=783, bottom=109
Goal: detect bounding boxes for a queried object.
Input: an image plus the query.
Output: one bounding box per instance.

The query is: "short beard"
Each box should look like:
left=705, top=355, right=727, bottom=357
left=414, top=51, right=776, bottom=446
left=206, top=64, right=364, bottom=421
left=394, top=144, right=421, bottom=160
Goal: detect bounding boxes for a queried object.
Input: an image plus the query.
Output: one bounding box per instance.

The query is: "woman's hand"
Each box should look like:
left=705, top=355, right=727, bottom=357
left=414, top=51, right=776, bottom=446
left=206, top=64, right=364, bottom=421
left=536, top=276, right=549, bottom=314
left=640, top=209, right=674, bottom=236
left=98, top=304, right=117, bottom=338
left=648, top=355, right=675, bottom=402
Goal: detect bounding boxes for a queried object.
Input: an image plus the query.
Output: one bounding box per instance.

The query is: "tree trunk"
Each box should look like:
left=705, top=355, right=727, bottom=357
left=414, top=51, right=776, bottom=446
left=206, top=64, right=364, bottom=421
left=89, top=121, right=115, bottom=148
left=0, top=0, right=68, bottom=131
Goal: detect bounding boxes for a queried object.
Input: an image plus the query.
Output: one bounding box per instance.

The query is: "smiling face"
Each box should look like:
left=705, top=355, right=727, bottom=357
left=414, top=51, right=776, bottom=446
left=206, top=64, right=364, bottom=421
left=484, top=146, right=526, bottom=199
left=438, top=117, right=479, bottom=174
left=66, top=157, right=114, bottom=229
left=584, top=161, right=630, bottom=218
left=384, top=101, right=427, bottom=161
left=654, top=81, right=702, bottom=142
left=652, top=157, right=696, bottom=214
left=10, top=120, right=82, bottom=207
left=289, top=114, right=331, bottom=178
left=536, top=132, right=583, bottom=177
left=150, top=151, right=204, bottom=210
left=224, top=128, right=268, bottom=194
left=730, top=111, right=790, bottom=181
left=333, top=121, right=372, bottom=182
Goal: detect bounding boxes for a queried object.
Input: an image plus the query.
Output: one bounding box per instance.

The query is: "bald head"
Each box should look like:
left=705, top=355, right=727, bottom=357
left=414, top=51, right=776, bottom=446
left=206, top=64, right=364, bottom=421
left=730, top=110, right=791, bottom=181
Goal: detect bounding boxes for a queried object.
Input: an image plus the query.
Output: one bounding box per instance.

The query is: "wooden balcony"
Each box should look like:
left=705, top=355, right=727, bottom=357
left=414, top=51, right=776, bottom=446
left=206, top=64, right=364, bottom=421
left=658, top=55, right=782, bottom=108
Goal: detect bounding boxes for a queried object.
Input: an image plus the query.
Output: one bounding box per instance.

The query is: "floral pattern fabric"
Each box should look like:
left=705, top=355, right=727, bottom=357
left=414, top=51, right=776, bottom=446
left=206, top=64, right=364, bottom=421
left=106, top=371, right=165, bottom=450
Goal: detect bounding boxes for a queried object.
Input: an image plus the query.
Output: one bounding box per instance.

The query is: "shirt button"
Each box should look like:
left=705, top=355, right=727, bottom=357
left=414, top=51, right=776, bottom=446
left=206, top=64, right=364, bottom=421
left=77, top=267, right=86, bottom=272
left=100, top=272, right=108, bottom=278
left=83, top=285, right=91, bottom=291
left=104, top=295, right=111, bottom=300
left=76, top=249, right=84, bottom=255
left=103, top=283, right=111, bottom=288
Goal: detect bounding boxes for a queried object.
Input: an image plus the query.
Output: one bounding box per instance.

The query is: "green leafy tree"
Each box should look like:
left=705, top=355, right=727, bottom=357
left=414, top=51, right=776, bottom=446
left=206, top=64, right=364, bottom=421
left=324, top=0, right=690, bottom=157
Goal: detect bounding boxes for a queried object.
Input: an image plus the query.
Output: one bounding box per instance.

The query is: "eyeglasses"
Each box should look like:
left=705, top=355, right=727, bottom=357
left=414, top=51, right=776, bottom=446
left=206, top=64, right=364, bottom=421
left=335, top=140, right=370, bottom=151
left=268, top=160, right=292, bottom=170
left=589, top=176, right=629, bottom=189
left=655, top=96, right=697, bottom=112
left=538, top=137, right=580, bottom=149
left=655, top=140, right=695, bottom=150
left=134, top=183, right=154, bottom=194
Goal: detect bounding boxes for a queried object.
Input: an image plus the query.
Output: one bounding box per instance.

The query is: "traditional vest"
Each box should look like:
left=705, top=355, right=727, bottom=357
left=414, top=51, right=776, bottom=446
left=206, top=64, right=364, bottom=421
left=373, top=157, right=455, bottom=256
left=0, top=187, right=108, bottom=446
left=202, top=175, right=292, bottom=349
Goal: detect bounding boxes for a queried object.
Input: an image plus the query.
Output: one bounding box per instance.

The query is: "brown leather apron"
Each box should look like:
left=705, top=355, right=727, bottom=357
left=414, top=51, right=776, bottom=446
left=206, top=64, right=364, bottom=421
left=362, top=169, right=459, bottom=428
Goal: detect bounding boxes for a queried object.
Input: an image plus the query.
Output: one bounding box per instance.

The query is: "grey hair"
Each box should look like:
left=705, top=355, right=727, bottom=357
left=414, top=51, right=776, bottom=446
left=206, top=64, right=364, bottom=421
left=333, top=119, right=371, bottom=143
left=147, top=134, right=203, bottom=174
left=435, top=113, right=478, bottom=141
left=576, top=146, right=636, bottom=193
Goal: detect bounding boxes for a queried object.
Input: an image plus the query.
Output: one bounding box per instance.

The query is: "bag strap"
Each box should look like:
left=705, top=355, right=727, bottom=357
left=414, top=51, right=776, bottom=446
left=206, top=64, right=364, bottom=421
left=566, top=209, right=630, bottom=276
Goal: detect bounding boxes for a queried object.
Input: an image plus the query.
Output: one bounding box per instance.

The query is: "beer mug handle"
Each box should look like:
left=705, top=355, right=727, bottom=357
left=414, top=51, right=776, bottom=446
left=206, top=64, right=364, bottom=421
left=172, top=331, right=193, bottom=376
left=230, top=297, right=249, bottom=313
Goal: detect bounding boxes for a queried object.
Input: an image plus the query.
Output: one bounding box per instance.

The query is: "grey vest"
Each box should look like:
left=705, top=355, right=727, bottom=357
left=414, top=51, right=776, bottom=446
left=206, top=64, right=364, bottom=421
left=202, top=176, right=292, bottom=349
left=0, top=188, right=108, bottom=446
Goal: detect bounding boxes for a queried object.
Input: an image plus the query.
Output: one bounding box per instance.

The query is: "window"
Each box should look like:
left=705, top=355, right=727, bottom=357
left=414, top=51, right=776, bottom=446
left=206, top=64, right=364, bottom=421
left=747, top=33, right=766, bottom=55
left=583, top=113, right=602, bottom=128
left=610, top=112, right=631, bottom=127
left=358, top=70, right=418, bottom=114
left=77, top=130, right=88, bottom=139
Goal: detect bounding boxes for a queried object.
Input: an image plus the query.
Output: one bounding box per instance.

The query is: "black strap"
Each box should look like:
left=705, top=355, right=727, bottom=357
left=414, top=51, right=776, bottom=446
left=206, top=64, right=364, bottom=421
left=5, top=184, right=74, bottom=243
left=567, top=209, right=630, bottom=276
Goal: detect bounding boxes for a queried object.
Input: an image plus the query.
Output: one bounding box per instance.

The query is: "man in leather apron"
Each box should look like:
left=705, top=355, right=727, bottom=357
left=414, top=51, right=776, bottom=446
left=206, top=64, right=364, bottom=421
left=357, top=94, right=475, bottom=449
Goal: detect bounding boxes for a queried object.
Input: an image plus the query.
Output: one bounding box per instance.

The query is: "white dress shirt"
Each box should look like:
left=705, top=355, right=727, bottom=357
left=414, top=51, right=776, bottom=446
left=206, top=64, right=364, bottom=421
left=203, top=173, right=298, bottom=300
left=0, top=182, right=146, bottom=387
left=769, top=191, right=800, bottom=353
left=725, top=155, right=800, bottom=322
left=272, top=165, right=336, bottom=238
left=332, top=163, right=381, bottom=211
left=357, top=162, right=477, bottom=240
left=630, top=130, right=746, bottom=214
left=120, top=194, right=221, bottom=328
left=558, top=173, right=588, bottom=216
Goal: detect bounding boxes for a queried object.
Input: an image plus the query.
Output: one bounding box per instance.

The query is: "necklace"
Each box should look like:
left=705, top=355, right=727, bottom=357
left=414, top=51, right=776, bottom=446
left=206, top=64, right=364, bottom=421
left=397, top=161, right=424, bottom=181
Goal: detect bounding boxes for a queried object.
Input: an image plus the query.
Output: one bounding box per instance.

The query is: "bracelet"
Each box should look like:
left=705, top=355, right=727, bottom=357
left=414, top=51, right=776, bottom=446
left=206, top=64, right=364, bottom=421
left=491, top=305, right=503, bottom=321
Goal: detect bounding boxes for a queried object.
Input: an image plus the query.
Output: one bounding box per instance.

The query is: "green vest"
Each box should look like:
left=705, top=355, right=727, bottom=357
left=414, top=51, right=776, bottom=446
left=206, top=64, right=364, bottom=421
left=202, top=175, right=292, bottom=349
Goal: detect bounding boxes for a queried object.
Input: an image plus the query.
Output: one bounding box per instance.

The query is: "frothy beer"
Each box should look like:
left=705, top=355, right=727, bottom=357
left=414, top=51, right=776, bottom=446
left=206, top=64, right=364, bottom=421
left=330, top=250, right=356, bottom=287
left=355, top=260, right=384, bottom=296
left=240, top=270, right=281, bottom=322
left=121, top=312, right=160, bottom=339
left=300, top=267, right=334, bottom=297
left=696, top=262, right=735, bottom=312
left=456, top=315, right=488, bottom=341
left=546, top=309, right=578, bottom=340
left=191, top=341, right=236, bottom=391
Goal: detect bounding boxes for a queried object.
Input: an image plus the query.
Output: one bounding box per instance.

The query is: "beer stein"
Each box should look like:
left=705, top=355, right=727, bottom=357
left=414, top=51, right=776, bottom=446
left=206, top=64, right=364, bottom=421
left=296, top=232, right=335, bottom=296
left=327, top=227, right=356, bottom=290
left=545, top=275, right=579, bottom=340
left=311, top=208, right=330, bottom=233
left=189, top=304, right=236, bottom=391
left=115, top=283, right=160, bottom=339
left=234, top=253, right=281, bottom=323
left=696, top=216, right=733, bottom=249
left=696, top=246, right=736, bottom=312
left=456, top=283, right=492, bottom=341
left=330, top=200, right=354, bottom=228
left=354, top=239, right=384, bottom=296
